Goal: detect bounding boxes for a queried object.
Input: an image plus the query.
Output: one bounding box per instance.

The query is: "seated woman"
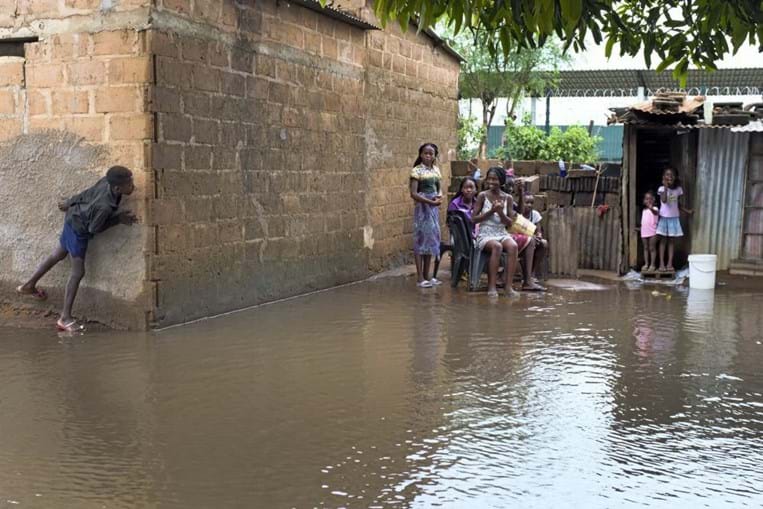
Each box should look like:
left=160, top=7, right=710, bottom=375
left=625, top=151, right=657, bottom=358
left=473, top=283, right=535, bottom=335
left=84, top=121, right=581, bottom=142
left=448, top=177, right=478, bottom=231
left=471, top=168, right=519, bottom=297
left=522, top=193, right=548, bottom=283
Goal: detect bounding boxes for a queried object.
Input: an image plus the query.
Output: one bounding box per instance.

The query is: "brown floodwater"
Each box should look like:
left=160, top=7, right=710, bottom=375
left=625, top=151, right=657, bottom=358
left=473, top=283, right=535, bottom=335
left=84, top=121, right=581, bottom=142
left=1, top=277, right=763, bottom=508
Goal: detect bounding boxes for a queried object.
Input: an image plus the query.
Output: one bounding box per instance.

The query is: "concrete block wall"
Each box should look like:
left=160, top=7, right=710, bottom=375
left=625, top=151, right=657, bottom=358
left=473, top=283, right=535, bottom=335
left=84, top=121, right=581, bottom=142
left=364, top=23, right=459, bottom=271
left=146, top=0, right=459, bottom=327
left=0, top=1, right=153, bottom=329
left=1, top=0, right=459, bottom=329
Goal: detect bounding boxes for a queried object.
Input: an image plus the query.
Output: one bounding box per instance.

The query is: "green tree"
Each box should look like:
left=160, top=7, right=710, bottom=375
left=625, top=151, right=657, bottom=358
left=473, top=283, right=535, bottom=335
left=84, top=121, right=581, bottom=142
left=448, top=29, right=566, bottom=157
left=368, top=0, right=762, bottom=81
left=457, top=115, right=485, bottom=160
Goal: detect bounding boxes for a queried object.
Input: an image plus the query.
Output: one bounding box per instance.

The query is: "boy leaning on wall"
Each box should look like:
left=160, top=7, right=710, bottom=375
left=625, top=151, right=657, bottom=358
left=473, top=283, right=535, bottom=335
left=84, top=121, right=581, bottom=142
left=16, top=166, right=138, bottom=332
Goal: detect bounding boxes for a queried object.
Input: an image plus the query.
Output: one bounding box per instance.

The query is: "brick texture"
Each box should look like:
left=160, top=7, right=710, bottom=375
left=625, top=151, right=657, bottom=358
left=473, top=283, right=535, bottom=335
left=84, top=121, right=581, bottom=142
left=146, top=0, right=459, bottom=327
left=0, top=0, right=458, bottom=330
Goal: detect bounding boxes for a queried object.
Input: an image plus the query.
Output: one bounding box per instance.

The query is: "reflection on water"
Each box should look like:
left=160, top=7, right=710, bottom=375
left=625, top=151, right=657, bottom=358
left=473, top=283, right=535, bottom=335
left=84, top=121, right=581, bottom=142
left=1, top=279, right=763, bottom=508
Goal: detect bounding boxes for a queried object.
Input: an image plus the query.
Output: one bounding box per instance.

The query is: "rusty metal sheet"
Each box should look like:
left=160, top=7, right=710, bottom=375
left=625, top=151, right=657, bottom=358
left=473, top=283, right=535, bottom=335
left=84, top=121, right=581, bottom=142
left=546, top=207, right=578, bottom=276
left=691, top=129, right=750, bottom=269
left=575, top=207, right=622, bottom=272
left=630, top=96, right=705, bottom=115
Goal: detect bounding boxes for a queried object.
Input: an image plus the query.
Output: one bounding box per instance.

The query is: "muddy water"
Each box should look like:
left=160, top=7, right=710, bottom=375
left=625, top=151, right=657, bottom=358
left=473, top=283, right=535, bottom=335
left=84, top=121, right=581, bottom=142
left=1, top=279, right=763, bottom=508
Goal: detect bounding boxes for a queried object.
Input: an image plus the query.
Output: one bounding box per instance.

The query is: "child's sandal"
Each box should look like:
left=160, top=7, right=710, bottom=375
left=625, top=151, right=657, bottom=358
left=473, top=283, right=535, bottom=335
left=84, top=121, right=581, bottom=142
left=16, top=285, right=47, bottom=301
left=56, top=318, right=84, bottom=332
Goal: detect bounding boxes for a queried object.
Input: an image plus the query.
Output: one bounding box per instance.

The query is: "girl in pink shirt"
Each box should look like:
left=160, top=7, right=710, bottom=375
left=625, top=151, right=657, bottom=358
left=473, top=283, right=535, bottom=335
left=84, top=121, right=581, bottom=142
left=640, top=191, right=659, bottom=272
left=656, top=168, right=692, bottom=271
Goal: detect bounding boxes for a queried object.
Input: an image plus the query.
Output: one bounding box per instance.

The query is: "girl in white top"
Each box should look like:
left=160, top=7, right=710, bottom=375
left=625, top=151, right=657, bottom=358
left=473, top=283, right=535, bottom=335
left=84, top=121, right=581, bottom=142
left=472, top=167, right=519, bottom=297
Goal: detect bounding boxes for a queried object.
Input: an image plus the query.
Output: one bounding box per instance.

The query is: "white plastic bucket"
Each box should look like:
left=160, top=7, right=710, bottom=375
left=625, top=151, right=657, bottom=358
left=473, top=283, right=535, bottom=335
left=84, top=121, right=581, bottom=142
left=688, top=254, right=717, bottom=289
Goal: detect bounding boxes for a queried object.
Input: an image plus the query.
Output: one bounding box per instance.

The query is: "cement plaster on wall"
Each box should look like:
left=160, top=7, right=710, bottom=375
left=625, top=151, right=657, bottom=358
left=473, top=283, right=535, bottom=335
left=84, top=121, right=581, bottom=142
left=0, top=131, right=147, bottom=318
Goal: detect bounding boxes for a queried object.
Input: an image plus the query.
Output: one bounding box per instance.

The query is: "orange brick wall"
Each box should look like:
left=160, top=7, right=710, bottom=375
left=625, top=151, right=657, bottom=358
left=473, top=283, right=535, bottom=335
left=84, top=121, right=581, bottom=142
left=1, top=13, right=153, bottom=328
left=0, top=0, right=459, bottom=329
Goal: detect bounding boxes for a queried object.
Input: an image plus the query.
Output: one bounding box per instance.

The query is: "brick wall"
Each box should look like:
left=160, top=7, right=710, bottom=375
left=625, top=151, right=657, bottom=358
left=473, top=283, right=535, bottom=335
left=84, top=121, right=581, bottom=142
left=364, top=24, right=459, bottom=270
left=1, top=0, right=459, bottom=329
left=145, top=0, right=459, bottom=327
left=0, top=0, right=153, bottom=329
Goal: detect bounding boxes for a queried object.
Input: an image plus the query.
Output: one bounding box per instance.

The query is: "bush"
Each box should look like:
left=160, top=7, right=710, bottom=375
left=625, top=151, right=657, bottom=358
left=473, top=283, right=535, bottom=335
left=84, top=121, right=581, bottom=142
left=539, top=126, right=601, bottom=162
left=498, top=122, right=602, bottom=163
left=499, top=122, right=546, bottom=161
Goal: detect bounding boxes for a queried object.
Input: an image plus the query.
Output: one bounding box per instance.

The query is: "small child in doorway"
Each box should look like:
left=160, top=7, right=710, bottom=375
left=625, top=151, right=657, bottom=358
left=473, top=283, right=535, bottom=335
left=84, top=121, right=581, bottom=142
left=640, top=191, right=659, bottom=272
left=16, top=166, right=137, bottom=331
left=656, top=167, right=692, bottom=272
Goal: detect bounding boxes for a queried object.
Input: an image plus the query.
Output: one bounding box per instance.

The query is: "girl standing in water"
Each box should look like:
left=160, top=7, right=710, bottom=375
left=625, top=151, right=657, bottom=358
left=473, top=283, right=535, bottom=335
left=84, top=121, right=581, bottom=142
left=657, top=167, right=691, bottom=272
left=640, top=191, right=659, bottom=272
left=409, top=143, right=443, bottom=288
left=472, top=167, right=519, bottom=297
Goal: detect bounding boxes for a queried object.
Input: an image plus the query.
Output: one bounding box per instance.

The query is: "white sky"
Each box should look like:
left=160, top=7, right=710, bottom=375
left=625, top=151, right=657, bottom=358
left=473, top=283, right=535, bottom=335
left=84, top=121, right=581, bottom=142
left=568, top=41, right=762, bottom=70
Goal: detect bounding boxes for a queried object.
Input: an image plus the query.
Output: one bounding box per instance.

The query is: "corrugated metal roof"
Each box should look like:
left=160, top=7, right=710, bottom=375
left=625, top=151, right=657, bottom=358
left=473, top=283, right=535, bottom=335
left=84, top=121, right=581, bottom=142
left=549, top=68, right=763, bottom=96
left=629, top=96, right=705, bottom=115
left=732, top=120, right=763, bottom=133
left=691, top=129, right=751, bottom=270
left=288, top=0, right=381, bottom=30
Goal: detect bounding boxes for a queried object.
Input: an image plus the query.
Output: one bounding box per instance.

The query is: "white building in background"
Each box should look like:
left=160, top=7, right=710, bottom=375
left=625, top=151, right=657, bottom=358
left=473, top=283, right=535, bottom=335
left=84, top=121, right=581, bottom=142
left=461, top=43, right=763, bottom=128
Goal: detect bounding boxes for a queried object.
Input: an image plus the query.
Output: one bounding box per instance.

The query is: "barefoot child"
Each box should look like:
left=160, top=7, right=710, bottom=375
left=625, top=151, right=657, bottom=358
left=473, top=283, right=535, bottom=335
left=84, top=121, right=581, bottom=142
left=17, top=166, right=137, bottom=331
left=409, top=143, right=443, bottom=288
left=640, top=191, right=659, bottom=272
left=522, top=193, right=548, bottom=283
left=656, top=168, right=691, bottom=272
left=472, top=167, right=519, bottom=297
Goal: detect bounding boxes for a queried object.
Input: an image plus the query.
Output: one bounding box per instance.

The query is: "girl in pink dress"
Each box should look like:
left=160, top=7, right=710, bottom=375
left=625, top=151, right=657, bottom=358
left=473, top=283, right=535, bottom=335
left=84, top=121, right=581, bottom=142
left=640, top=191, right=659, bottom=272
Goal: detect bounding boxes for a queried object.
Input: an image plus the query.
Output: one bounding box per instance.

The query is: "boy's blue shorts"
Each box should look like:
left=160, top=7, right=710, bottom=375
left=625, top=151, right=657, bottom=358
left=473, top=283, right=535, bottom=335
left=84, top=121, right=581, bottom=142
left=59, top=222, right=89, bottom=258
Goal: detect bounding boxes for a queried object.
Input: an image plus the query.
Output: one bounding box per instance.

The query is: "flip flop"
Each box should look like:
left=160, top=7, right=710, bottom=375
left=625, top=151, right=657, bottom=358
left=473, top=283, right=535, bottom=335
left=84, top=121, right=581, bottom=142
left=16, top=285, right=47, bottom=301
left=522, top=283, right=546, bottom=292
left=56, top=318, right=84, bottom=332
left=487, top=290, right=499, bottom=298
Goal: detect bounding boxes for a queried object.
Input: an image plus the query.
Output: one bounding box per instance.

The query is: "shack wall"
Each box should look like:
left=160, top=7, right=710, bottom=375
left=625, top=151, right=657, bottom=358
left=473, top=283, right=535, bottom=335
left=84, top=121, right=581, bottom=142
left=692, top=129, right=750, bottom=270
left=0, top=2, right=153, bottom=329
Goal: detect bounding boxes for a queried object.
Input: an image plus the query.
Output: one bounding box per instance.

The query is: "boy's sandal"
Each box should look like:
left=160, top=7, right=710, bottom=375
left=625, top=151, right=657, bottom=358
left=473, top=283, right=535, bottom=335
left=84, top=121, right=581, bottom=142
left=417, top=280, right=433, bottom=288
left=56, top=318, right=84, bottom=332
left=16, top=285, right=47, bottom=301
left=522, top=283, right=546, bottom=292
left=487, top=290, right=499, bottom=298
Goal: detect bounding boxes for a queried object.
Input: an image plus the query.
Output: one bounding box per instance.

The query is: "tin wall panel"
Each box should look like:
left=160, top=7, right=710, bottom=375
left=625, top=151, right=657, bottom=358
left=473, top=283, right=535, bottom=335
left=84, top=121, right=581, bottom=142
left=575, top=207, right=622, bottom=272
left=692, top=129, right=750, bottom=269
left=547, top=207, right=578, bottom=276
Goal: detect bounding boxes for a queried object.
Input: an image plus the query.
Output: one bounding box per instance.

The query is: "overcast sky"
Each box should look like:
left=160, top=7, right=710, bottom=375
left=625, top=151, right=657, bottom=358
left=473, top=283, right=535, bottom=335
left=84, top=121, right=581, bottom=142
left=567, top=41, right=761, bottom=71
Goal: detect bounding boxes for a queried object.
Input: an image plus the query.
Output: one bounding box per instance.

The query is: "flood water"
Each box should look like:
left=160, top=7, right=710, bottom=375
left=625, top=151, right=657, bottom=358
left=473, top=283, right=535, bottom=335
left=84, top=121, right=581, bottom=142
left=1, top=277, right=763, bottom=508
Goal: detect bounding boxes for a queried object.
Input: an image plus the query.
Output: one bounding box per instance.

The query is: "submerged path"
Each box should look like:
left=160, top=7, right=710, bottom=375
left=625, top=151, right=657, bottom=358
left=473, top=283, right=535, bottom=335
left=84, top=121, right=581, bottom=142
left=1, top=277, right=762, bottom=508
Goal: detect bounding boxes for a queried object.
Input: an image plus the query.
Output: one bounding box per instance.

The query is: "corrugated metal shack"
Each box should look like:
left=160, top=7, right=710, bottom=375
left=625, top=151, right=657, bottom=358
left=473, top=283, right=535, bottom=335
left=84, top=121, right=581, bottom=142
left=612, top=93, right=763, bottom=274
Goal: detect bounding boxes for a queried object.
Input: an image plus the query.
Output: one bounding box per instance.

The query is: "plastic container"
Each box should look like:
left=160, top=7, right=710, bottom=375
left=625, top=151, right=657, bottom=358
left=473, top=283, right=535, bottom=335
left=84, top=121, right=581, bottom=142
left=688, top=254, right=717, bottom=289
left=509, top=213, right=537, bottom=236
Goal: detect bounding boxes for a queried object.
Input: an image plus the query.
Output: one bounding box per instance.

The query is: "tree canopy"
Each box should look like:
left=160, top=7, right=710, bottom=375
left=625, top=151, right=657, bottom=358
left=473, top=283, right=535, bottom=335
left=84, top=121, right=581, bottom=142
left=368, top=0, right=762, bottom=81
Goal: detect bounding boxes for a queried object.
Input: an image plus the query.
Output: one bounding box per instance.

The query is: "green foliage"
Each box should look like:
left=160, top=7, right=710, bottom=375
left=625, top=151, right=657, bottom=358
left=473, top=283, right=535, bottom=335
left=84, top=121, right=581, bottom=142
left=497, top=122, right=601, bottom=162
left=539, top=126, right=602, bottom=162
left=444, top=27, right=567, bottom=155
left=449, top=30, right=566, bottom=103
left=363, top=0, right=762, bottom=83
left=457, top=115, right=485, bottom=160
left=499, top=122, right=547, bottom=161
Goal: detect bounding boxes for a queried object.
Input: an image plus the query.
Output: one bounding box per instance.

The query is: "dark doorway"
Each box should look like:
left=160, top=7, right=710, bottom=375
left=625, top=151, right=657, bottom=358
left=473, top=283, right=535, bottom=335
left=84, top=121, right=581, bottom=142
left=635, top=128, right=695, bottom=269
